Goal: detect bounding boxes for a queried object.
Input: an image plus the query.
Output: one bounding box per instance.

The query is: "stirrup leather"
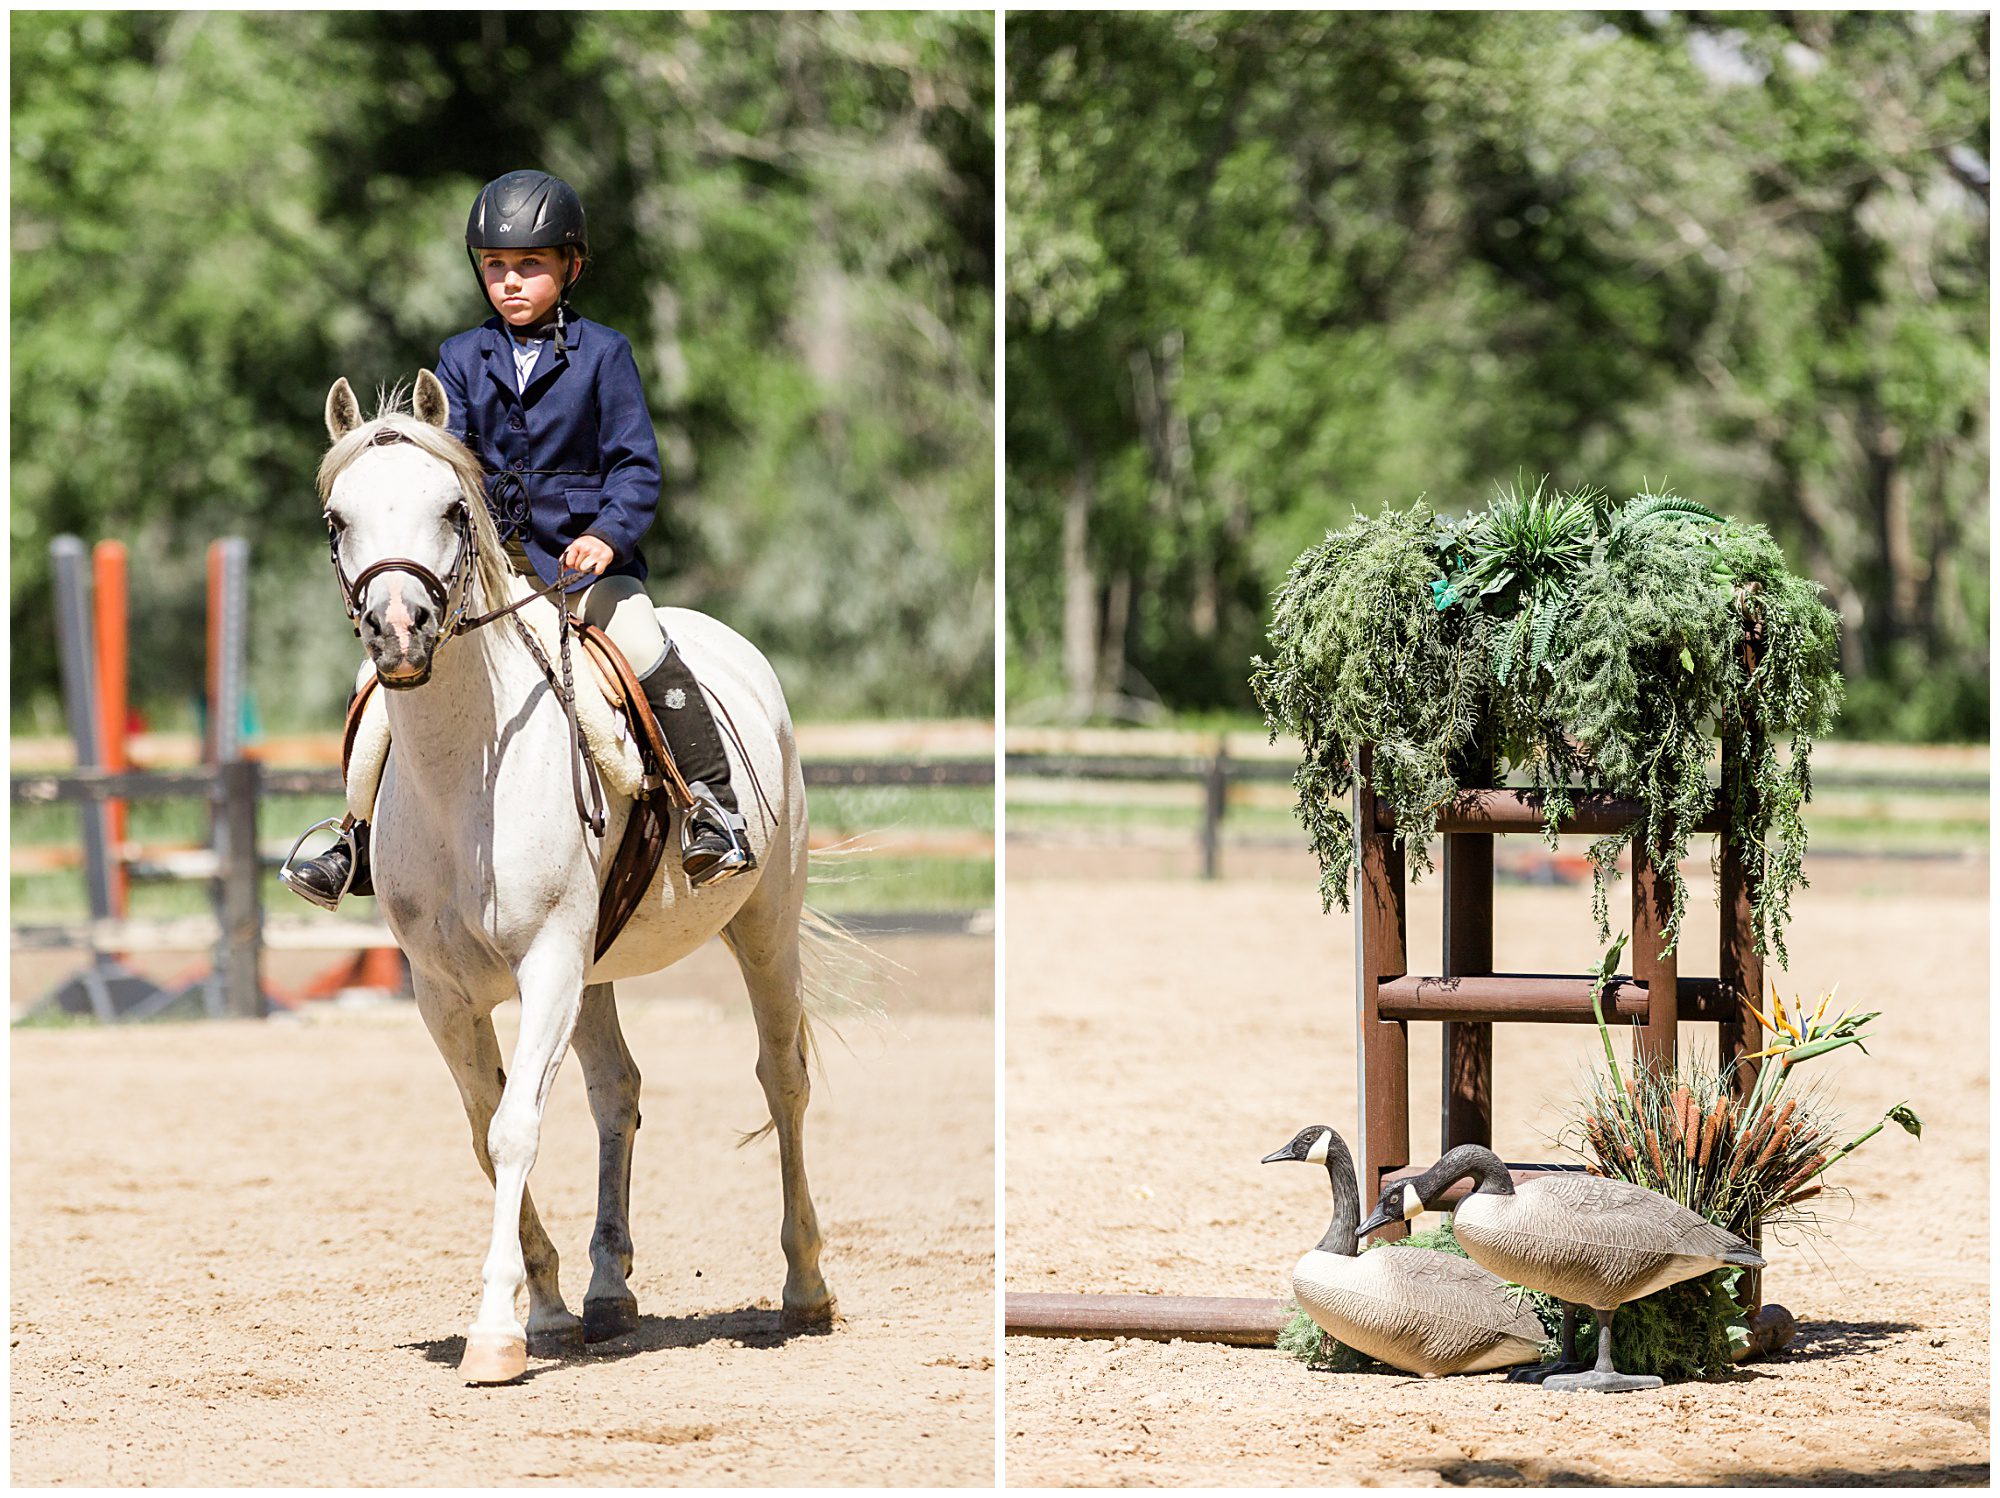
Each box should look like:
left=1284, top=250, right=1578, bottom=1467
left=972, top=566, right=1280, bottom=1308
left=279, top=816, right=361, bottom=912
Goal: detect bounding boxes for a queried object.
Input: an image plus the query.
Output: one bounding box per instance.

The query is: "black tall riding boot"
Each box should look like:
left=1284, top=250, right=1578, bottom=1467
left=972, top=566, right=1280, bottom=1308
left=640, top=644, right=754, bottom=886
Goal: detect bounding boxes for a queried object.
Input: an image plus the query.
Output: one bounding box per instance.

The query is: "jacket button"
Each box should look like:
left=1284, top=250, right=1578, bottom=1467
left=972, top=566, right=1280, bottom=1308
left=509, top=414, right=524, bottom=430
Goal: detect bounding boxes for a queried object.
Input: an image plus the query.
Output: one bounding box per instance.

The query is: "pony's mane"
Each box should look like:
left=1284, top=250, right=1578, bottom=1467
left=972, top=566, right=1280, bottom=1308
left=316, top=382, right=513, bottom=610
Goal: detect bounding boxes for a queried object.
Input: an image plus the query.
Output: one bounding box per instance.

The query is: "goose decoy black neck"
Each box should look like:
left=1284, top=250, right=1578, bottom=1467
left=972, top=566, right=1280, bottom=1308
left=1261, top=1125, right=1362, bottom=1256
left=1356, top=1144, right=1516, bottom=1239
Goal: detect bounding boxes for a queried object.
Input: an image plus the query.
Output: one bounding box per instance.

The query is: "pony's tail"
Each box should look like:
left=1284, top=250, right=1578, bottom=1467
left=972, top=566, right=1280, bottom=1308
left=734, top=902, right=893, bottom=1149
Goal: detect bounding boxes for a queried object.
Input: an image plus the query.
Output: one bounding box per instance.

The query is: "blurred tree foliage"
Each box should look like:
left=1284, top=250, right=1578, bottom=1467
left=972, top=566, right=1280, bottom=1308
left=1007, top=12, right=1987, bottom=739
left=13, top=10, right=993, bottom=728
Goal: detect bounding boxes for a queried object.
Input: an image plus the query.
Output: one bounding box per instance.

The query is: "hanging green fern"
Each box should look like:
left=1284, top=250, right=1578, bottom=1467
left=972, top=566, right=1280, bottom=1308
left=1251, top=484, right=1842, bottom=959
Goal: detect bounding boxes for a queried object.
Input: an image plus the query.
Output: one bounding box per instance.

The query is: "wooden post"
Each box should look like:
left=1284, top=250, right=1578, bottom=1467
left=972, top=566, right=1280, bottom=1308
left=1631, top=815, right=1678, bottom=1077
left=1719, top=719, right=1766, bottom=1306
left=214, top=757, right=266, bottom=1019
left=1719, top=737, right=1763, bottom=1101
left=1354, top=746, right=1410, bottom=1237
left=205, top=539, right=250, bottom=765
left=1200, top=742, right=1227, bottom=880
left=51, top=538, right=117, bottom=932
left=1441, top=829, right=1495, bottom=1154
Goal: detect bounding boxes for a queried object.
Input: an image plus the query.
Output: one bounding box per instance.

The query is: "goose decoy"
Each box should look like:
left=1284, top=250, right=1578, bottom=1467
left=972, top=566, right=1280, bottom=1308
left=1262, top=1126, right=1547, bottom=1378
left=1356, top=1144, right=1765, bottom=1393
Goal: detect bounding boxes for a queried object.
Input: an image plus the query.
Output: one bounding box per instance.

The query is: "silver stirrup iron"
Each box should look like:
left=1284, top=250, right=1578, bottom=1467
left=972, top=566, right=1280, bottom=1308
left=278, top=816, right=359, bottom=912
left=681, top=784, right=753, bottom=886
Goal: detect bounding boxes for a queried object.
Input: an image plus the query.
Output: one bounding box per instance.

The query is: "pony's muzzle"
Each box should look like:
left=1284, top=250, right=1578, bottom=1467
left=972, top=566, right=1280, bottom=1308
left=360, top=585, right=441, bottom=687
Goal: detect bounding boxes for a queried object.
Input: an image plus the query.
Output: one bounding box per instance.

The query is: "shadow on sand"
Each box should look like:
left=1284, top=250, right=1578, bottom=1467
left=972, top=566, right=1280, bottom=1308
left=399, top=1304, right=835, bottom=1382
left=1437, top=1459, right=1987, bottom=1488
left=1764, top=1317, right=1920, bottom=1364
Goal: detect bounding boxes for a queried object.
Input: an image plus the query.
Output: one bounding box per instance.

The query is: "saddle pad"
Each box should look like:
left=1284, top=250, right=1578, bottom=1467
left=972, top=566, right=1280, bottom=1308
left=575, top=623, right=693, bottom=806
left=513, top=609, right=648, bottom=802
left=341, top=637, right=646, bottom=824
left=342, top=675, right=389, bottom=823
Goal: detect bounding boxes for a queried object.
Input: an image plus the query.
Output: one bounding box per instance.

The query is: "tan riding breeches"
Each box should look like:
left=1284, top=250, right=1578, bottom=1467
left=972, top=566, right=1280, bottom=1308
left=499, top=538, right=669, bottom=677
left=567, top=573, right=670, bottom=679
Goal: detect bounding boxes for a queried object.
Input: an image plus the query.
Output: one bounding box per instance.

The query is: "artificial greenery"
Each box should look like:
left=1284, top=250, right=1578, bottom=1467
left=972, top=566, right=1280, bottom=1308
left=1278, top=1218, right=1742, bottom=1383
left=1252, top=482, right=1843, bottom=960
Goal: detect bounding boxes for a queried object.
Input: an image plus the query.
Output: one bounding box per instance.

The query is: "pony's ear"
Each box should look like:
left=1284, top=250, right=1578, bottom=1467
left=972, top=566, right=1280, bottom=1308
left=325, top=378, right=363, bottom=441
left=413, top=369, right=450, bottom=429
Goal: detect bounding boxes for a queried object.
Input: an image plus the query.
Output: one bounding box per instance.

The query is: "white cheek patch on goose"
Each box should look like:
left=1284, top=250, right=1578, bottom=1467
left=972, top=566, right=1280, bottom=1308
left=1403, top=1187, right=1426, bottom=1220
left=1305, top=1131, right=1331, bottom=1165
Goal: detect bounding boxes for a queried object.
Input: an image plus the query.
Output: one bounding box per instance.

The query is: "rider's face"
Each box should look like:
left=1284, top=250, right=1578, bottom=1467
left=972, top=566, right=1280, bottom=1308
left=478, top=247, right=572, bottom=329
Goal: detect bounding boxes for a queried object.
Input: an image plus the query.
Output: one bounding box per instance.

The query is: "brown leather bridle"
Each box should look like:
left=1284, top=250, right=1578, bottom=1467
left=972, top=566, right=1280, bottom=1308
left=326, top=431, right=478, bottom=641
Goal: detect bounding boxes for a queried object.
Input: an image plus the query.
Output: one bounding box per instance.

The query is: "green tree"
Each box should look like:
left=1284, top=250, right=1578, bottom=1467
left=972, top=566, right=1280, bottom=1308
left=1006, top=11, right=1987, bottom=739
left=12, top=11, right=994, bottom=729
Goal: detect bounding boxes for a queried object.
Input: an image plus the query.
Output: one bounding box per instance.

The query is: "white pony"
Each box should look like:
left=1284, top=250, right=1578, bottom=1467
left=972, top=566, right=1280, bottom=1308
left=317, top=371, right=834, bottom=1383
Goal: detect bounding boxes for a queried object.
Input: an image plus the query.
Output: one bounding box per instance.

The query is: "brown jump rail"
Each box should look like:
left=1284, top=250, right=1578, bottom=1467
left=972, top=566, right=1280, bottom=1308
left=1372, top=788, right=1728, bottom=836
left=1005, top=1294, right=1291, bottom=1346
left=1375, top=973, right=1732, bottom=1025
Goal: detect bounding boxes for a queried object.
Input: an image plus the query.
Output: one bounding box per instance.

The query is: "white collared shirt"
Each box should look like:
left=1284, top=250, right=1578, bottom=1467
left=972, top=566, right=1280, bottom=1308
left=510, top=334, right=548, bottom=392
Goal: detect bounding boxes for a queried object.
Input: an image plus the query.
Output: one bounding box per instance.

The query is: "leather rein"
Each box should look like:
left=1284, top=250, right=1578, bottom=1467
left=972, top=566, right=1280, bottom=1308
left=325, top=427, right=607, bottom=838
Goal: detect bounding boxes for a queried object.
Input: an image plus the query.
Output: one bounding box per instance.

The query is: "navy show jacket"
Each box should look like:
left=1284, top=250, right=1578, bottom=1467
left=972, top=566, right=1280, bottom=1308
left=435, top=313, right=662, bottom=589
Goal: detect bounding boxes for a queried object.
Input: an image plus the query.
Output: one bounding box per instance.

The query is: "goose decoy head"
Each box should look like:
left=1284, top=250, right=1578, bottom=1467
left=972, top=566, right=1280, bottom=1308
left=1260, top=1125, right=1337, bottom=1166
left=1356, top=1178, right=1428, bottom=1240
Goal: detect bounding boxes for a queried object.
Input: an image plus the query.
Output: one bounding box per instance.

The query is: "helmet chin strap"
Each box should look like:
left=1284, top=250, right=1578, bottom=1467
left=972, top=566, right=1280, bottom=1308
left=510, top=304, right=566, bottom=342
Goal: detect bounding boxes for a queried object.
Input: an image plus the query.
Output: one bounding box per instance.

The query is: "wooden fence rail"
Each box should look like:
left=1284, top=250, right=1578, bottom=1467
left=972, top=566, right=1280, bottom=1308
left=1006, top=743, right=1986, bottom=879
left=12, top=755, right=993, bottom=1021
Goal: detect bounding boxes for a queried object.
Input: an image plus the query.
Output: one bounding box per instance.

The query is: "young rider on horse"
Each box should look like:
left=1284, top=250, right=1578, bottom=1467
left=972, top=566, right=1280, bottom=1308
left=285, top=169, right=755, bottom=908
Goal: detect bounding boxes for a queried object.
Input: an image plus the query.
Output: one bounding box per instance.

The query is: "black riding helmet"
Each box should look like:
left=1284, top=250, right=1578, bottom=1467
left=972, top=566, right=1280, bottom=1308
left=464, top=169, right=588, bottom=303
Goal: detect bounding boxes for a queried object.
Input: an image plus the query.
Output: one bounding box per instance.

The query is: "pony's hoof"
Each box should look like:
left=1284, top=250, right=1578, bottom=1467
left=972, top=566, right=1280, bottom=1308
left=781, top=1295, right=840, bottom=1334
left=526, top=1313, right=585, bottom=1358
left=583, top=1294, right=640, bottom=1343
left=459, top=1330, right=528, bottom=1385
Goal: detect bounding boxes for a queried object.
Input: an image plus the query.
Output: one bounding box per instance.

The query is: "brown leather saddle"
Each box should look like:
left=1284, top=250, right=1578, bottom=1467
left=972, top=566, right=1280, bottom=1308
left=342, top=621, right=687, bottom=962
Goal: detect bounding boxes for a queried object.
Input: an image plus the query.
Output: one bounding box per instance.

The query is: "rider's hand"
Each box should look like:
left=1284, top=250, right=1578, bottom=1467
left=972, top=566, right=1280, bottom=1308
left=562, top=534, right=616, bottom=577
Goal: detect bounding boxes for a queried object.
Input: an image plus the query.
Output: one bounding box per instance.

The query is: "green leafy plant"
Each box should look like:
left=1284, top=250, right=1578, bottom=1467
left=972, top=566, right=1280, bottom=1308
left=1251, top=482, right=1843, bottom=959
left=1433, top=477, right=1598, bottom=687
left=1569, top=940, right=1922, bottom=1236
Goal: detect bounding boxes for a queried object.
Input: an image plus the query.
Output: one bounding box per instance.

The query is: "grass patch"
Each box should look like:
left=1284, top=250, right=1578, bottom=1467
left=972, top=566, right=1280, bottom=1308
left=808, top=784, right=993, bottom=833
left=805, top=855, right=991, bottom=913
left=10, top=1008, right=104, bottom=1030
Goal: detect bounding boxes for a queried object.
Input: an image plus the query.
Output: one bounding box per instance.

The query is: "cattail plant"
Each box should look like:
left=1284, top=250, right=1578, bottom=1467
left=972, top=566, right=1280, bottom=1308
left=1566, top=938, right=1921, bottom=1237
